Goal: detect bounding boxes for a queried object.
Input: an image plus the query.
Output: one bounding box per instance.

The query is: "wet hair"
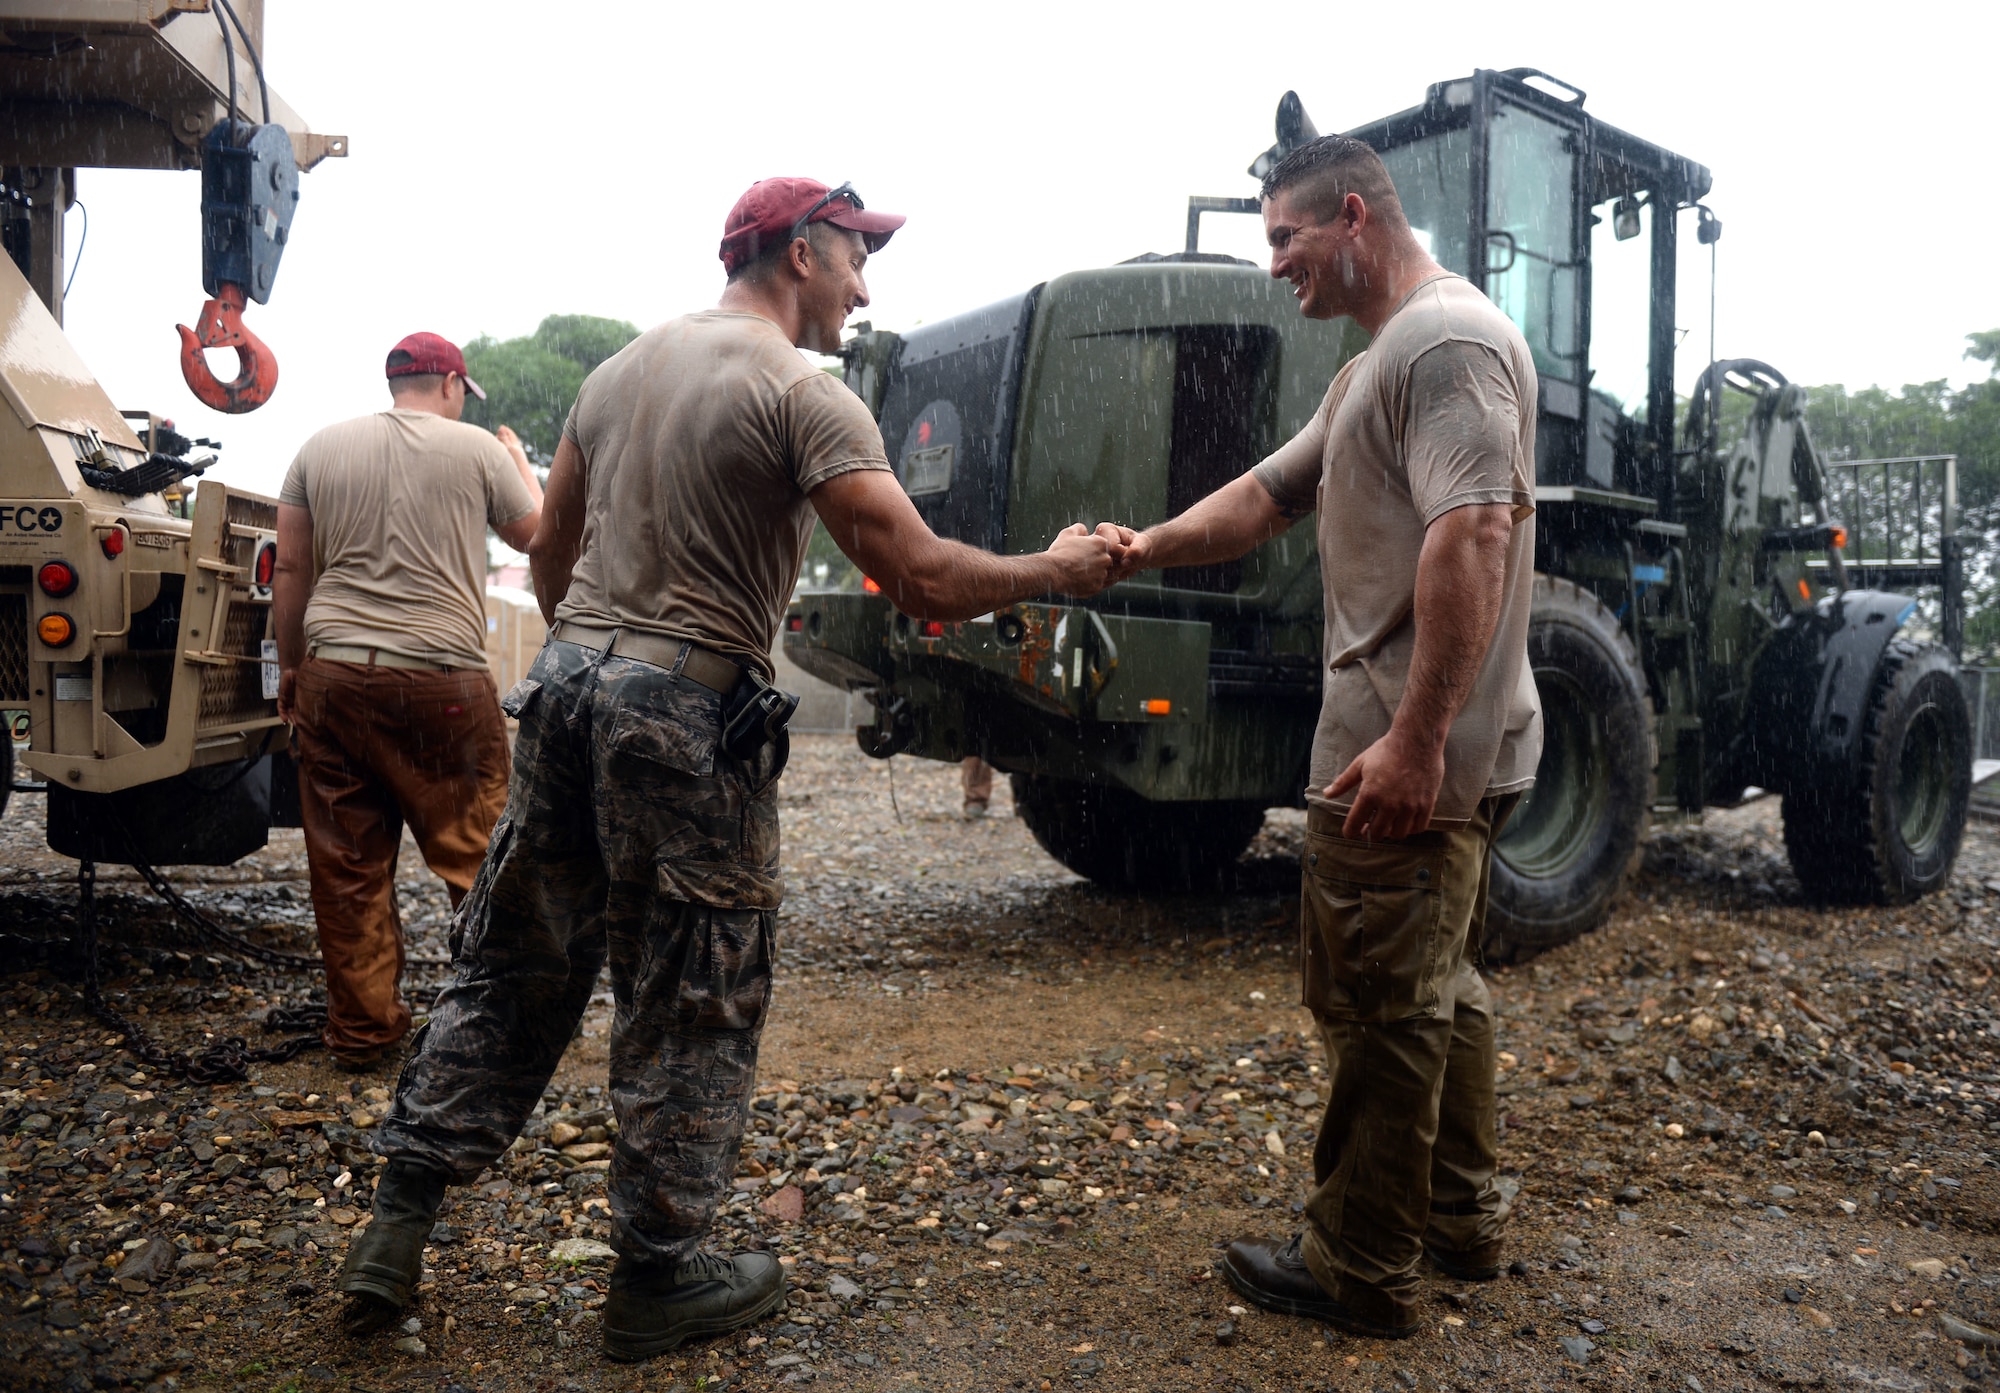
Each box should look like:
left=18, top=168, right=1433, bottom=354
left=1260, top=133, right=1409, bottom=232
left=725, top=219, right=855, bottom=285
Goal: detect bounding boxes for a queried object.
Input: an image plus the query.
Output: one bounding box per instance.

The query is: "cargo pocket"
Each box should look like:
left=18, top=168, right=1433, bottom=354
left=499, top=677, right=541, bottom=720
left=597, top=679, right=777, bottom=910
left=1300, top=829, right=1447, bottom=1023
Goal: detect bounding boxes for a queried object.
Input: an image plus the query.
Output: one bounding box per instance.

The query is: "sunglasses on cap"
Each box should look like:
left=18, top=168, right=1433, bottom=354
left=789, top=182, right=863, bottom=243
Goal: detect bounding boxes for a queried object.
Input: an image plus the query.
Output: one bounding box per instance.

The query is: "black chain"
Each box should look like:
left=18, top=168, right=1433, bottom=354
left=127, top=856, right=323, bottom=968
left=74, top=859, right=326, bottom=1085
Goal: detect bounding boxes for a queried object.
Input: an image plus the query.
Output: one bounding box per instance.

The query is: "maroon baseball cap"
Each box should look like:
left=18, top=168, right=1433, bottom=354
left=385, top=331, right=486, bottom=400
left=718, top=178, right=906, bottom=274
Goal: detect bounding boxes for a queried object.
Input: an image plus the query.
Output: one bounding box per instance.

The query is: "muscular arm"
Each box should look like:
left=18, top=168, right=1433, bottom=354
left=810, top=469, right=1115, bottom=621
left=526, top=436, right=588, bottom=625
left=272, top=503, right=315, bottom=724
left=492, top=424, right=545, bottom=552
left=1328, top=501, right=1515, bottom=839
left=1114, top=471, right=1298, bottom=577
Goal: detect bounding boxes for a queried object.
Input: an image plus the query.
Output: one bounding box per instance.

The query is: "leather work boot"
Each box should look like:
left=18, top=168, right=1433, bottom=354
left=337, top=1159, right=447, bottom=1334
left=1221, top=1234, right=1422, bottom=1340
left=601, top=1249, right=787, bottom=1362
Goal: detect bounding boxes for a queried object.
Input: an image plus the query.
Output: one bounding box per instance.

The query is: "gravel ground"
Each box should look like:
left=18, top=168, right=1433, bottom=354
left=4, top=735, right=2000, bottom=1393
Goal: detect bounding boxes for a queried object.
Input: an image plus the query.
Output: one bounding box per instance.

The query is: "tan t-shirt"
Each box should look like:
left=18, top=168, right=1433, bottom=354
left=279, top=409, right=535, bottom=670
left=555, top=310, right=891, bottom=679
left=1252, top=274, right=1542, bottom=827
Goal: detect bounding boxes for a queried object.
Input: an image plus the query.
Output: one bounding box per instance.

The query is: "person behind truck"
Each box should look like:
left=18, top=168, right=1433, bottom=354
left=335, top=178, right=1126, bottom=1360
left=1105, top=133, right=1541, bottom=1340
left=271, top=333, right=544, bottom=1072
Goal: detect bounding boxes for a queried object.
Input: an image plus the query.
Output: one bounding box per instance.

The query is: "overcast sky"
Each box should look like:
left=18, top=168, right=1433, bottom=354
left=57, top=0, right=1998, bottom=500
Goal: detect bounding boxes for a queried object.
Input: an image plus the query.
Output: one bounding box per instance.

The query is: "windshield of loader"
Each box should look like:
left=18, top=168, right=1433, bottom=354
left=1378, top=129, right=1474, bottom=278
left=1485, top=101, right=1583, bottom=385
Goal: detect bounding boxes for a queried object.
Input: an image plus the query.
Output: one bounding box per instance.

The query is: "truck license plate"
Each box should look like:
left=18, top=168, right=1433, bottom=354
left=261, top=640, right=280, bottom=700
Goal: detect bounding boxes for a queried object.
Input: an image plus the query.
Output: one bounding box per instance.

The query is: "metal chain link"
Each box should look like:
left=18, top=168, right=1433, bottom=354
left=74, top=859, right=326, bottom=1085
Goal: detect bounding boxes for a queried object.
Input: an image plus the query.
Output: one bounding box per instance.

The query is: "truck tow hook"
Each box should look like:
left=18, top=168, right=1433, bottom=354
left=176, top=281, right=279, bottom=413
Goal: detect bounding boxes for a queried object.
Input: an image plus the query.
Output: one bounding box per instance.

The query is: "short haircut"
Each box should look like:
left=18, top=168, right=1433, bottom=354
left=725, top=219, right=854, bottom=285
left=387, top=364, right=445, bottom=396
left=1261, top=133, right=1408, bottom=231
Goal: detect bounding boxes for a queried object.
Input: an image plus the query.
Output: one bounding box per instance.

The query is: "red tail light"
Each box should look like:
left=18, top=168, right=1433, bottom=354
left=861, top=576, right=881, bottom=594
left=37, top=560, right=77, bottom=597
left=254, top=541, right=276, bottom=587
left=100, top=529, right=125, bottom=559
left=786, top=615, right=804, bottom=632
left=919, top=620, right=944, bottom=638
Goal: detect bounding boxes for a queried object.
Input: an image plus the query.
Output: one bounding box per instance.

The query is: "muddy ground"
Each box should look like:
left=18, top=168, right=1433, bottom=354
left=3, top=734, right=1999, bottom=1393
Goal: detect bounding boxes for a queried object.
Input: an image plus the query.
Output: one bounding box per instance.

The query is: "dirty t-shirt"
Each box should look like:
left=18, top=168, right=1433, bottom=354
left=555, top=310, right=891, bottom=679
left=280, top=409, right=534, bottom=670
left=1251, top=274, right=1542, bottom=828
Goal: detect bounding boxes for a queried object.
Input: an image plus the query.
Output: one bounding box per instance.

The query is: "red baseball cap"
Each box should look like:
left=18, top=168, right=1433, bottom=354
left=718, top=178, right=906, bottom=274
left=385, top=331, right=486, bottom=400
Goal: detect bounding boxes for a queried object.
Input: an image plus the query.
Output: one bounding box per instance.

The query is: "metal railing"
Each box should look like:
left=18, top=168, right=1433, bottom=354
left=1819, top=454, right=1957, bottom=572
left=1962, top=667, right=2000, bottom=765
left=1812, top=455, right=1962, bottom=652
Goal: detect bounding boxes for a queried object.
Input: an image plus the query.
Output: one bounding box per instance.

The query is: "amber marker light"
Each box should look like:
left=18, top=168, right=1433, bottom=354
left=37, top=612, right=76, bottom=647
left=1143, top=699, right=1172, bottom=716
left=1830, top=526, right=1848, bottom=550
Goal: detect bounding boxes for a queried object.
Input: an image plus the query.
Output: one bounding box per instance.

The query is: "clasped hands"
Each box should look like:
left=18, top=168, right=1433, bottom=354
left=1040, top=521, right=1149, bottom=596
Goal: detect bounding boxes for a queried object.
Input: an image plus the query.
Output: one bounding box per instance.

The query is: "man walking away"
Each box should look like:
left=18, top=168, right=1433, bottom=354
left=337, top=179, right=1124, bottom=1359
left=1108, top=133, right=1541, bottom=1339
left=273, top=333, right=544, bottom=1071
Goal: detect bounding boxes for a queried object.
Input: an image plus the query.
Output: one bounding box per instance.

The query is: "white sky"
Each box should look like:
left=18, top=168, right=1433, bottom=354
left=56, top=0, right=2000, bottom=499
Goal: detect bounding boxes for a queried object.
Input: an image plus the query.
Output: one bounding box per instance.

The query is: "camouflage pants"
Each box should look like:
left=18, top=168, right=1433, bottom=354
left=374, top=638, right=785, bottom=1266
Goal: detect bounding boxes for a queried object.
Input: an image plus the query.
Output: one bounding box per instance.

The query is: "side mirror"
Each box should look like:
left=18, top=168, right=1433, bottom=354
left=1613, top=196, right=1643, bottom=242
left=1697, top=206, right=1723, bottom=246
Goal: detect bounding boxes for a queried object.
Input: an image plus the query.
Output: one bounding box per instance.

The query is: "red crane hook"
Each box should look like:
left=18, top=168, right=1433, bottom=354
left=176, top=282, right=279, bottom=414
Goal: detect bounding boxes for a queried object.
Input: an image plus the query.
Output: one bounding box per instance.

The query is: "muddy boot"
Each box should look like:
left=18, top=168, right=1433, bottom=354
left=601, top=1250, right=787, bottom=1362
left=338, top=1159, right=447, bottom=1335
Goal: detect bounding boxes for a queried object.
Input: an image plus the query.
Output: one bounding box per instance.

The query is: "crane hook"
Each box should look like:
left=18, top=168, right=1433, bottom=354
left=176, top=282, right=279, bottom=414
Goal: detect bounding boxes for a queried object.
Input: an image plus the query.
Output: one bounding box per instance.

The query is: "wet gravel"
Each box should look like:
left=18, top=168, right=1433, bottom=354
left=3, top=738, right=2000, bottom=1391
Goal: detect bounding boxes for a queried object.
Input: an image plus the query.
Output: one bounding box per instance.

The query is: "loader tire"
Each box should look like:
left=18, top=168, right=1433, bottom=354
left=1781, top=638, right=1969, bottom=903
left=1483, top=576, right=1656, bottom=963
left=1010, top=774, right=1266, bottom=894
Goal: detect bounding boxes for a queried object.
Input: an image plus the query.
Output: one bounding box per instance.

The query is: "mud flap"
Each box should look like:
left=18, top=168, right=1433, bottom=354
left=47, top=755, right=276, bottom=866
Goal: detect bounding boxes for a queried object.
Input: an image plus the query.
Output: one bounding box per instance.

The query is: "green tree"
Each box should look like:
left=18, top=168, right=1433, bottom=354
left=1965, top=329, right=2000, bottom=377
left=461, top=314, right=641, bottom=461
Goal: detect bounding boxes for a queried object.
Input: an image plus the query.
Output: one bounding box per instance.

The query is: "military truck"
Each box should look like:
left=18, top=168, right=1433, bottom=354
left=785, top=67, right=1971, bottom=958
left=0, top=1, right=345, bottom=866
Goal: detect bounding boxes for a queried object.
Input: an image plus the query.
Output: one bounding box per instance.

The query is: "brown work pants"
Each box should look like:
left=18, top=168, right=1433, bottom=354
left=1297, top=793, right=1519, bottom=1323
left=293, top=657, right=510, bottom=1055
left=961, top=756, right=995, bottom=806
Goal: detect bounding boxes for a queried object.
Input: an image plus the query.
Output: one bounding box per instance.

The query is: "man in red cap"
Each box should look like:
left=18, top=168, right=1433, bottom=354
left=272, top=332, right=545, bottom=1070
left=341, top=179, right=1125, bottom=1358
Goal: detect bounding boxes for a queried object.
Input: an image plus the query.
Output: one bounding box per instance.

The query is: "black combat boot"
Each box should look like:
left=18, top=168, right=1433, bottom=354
left=337, top=1158, right=448, bottom=1334
left=600, top=1249, right=787, bottom=1362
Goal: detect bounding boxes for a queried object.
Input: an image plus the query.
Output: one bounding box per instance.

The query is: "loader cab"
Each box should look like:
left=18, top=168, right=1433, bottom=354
left=1344, top=68, right=1712, bottom=506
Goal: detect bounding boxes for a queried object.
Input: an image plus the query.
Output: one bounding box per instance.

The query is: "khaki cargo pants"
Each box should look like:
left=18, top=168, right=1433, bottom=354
left=1297, top=793, right=1519, bottom=1321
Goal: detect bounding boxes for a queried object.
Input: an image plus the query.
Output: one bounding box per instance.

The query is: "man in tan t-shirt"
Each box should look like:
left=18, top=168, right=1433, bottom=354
left=1111, top=134, right=1540, bottom=1340
left=342, top=179, right=1123, bottom=1358
left=273, top=332, right=543, bottom=1070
